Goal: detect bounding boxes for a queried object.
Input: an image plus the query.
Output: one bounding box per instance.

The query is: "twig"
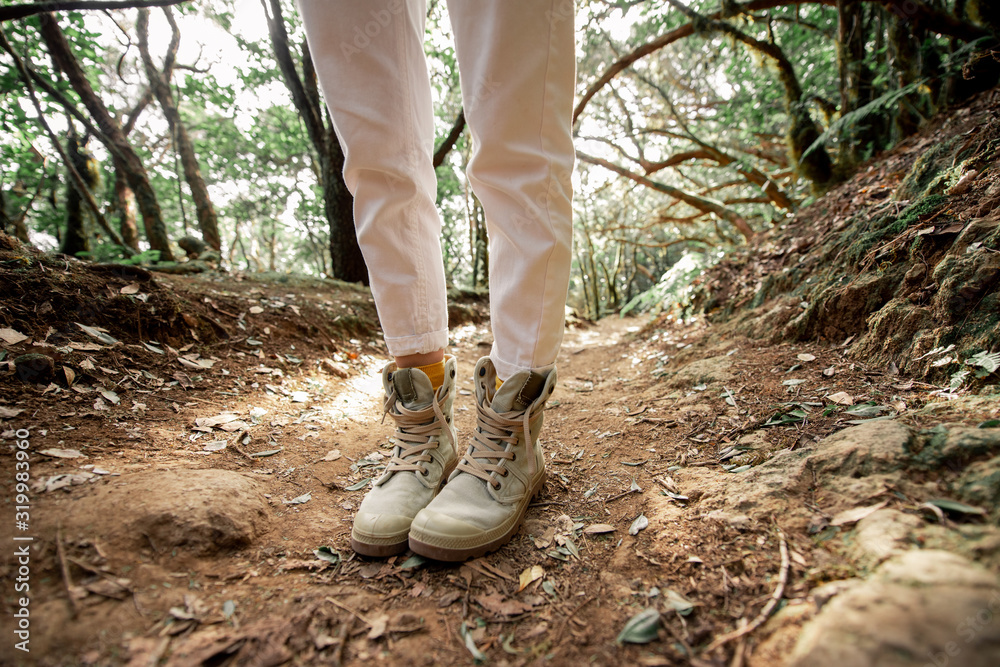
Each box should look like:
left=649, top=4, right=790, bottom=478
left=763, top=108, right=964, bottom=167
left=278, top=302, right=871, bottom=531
left=325, top=596, right=373, bottom=627
left=704, top=527, right=790, bottom=654
left=554, top=596, right=595, bottom=643
left=332, top=617, right=352, bottom=667
left=605, top=486, right=641, bottom=503
left=56, top=523, right=79, bottom=618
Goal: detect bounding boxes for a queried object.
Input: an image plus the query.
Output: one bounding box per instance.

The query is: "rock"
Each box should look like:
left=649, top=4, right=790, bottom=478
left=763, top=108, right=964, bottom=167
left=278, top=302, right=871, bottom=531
left=807, top=420, right=912, bottom=478
left=320, top=358, right=350, bottom=378
left=787, top=550, right=1000, bottom=667
left=14, top=352, right=55, bottom=384
left=955, top=455, right=1000, bottom=507
left=67, top=469, right=270, bottom=554
left=663, top=354, right=734, bottom=388
left=703, top=510, right=753, bottom=531
left=849, top=509, right=924, bottom=565
left=910, top=425, right=1000, bottom=468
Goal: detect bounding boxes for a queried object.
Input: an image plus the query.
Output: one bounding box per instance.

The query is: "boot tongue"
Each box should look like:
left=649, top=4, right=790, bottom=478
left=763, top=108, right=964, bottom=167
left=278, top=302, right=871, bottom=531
left=391, top=368, right=435, bottom=410
left=490, top=371, right=546, bottom=413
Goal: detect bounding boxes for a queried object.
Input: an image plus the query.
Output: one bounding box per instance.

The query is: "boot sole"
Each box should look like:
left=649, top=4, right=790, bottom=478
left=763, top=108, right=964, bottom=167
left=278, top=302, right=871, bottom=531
left=350, top=536, right=409, bottom=558
left=408, top=472, right=547, bottom=562
left=350, top=459, right=458, bottom=558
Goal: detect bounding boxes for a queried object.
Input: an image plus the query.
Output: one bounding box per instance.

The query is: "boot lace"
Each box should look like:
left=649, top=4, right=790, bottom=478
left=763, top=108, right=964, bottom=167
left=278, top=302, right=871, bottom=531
left=457, top=400, right=543, bottom=489
left=379, top=385, right=453, bottom=480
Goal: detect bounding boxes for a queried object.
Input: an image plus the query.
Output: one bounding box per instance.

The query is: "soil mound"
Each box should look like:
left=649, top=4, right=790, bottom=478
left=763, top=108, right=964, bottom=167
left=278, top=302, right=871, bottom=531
left=691, top=86, right=1000, bottom=382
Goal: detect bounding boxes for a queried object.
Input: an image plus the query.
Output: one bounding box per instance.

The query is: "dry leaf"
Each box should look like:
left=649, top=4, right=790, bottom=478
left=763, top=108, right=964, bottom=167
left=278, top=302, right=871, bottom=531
left=518, top=565, right=544, bottom=592
left=0, top=327, right=28, bottom=345
left=367, top=614, right=390, bottom=640
left=797, top=353, right=816, bottom=362
left=321, top=450, right=342, bottom=462
left=38, top=448, right=85, bottom=459
left=0, top=406, right=24, bottom=419
left=195, top=413, right=242, bottom=428
left=583, top=523, right=616, bottom=534
left=120, top=283, right=140, bottom=295
left=474, top=593, right=535, bottom=617
left=827, top=391, right=854, bottom=406
left=830, top=501, right=889, bottom=527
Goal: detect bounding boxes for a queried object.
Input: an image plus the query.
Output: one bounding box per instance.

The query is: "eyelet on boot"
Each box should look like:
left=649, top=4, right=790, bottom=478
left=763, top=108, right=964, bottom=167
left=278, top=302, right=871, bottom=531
left=420, top=466, right=429, bottom=476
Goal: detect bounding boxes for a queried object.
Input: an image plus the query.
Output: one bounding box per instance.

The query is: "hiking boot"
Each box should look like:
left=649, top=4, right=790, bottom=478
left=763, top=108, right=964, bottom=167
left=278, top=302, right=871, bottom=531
left=350, top=355, right=458, bottom=557
left=408, top=357, right=556, bottom=561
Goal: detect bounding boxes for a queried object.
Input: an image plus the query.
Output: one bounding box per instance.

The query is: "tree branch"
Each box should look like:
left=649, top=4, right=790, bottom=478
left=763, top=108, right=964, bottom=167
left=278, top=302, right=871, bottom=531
left=433, top=110, right=466, bottom=168
left=1, top=0, right=190, bottom=22
left=578, top=150, right=755, bottom=241
left=573, top=0, right=986, bottom=124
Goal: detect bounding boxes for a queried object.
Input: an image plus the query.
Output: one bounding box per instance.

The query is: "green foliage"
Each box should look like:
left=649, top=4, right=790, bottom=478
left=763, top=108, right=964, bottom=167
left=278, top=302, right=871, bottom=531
left=620, top=250, right=716, bottom=317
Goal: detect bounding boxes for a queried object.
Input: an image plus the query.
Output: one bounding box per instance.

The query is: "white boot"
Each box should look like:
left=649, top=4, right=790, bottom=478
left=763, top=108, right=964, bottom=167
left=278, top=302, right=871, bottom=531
left=408, top=357, right=555, bottom=561
left=350, top=356, right=457, bottom=556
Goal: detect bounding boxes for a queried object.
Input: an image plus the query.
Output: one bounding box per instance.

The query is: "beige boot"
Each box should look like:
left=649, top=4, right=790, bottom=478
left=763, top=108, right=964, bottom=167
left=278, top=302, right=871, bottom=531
left=408, top=357, right=555, bottom=561
left=350, top=356, right=458, bottom=556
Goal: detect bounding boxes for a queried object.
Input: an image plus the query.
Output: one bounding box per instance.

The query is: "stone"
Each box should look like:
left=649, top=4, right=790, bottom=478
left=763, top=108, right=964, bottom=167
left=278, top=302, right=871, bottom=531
left=787, top=550, right=1000, bottom=667
left=67, top=468, right=270, bottom=554
left=955, top=455, right=1000, bottom=507
left=807, top=420, right=912, bottom=478
left=910, top=425, right=1000, bottom=468
left=848, top=509, right=924, bottom=565
left=14, top=352, right=55, bottom=384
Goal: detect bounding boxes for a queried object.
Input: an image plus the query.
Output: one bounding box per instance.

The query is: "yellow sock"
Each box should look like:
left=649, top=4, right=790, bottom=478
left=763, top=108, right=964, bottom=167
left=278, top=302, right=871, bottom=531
left=416, top=360, right=446, bottom=390
left=495, top=376, right=504, bottom=391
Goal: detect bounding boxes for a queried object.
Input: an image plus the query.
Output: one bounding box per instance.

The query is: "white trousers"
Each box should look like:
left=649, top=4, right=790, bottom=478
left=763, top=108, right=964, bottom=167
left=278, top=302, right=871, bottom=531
left=297, top=0, right=575, bottom=379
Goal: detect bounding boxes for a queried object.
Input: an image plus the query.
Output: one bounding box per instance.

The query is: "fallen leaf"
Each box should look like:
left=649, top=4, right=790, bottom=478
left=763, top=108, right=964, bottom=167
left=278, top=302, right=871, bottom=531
left=474, top=593, right=535, bottom=617
left=38, top=448, right=85, bottom=459
left=120, top=283, right=140, bottom=295
left=195, top=413, right=242, bottom=429
left=314, top=546, right=341, bottom=565
left=321, top=450, right=342, bottom=462
left=629, top=514, right=649, bottom=536
left=459, top=622, right=487, bottom=663
left=924, top=498, right=987, bottom=517
left=67, top=342, right=102, bottom=352
left=827, top=391, right=854, bottom=406
left=0, top=327, right=28, bottom=345
left=830, top=501, right=889, bottom=527
left=583, top=523, right=616, bottom=534
left=0, top=406, right=24, bottom=419
left=663, top=589, right=696, bottom=615
left=616, top=608, right=660, bottom=644
left=518, top=565, right=544, bottom=592
left=284, top=492, right=311, bottom=505
left=367, top=614, right=390, bottom=640
left=75, top=323, right=118, bottom=345
left=250, top=448, right=283, bottom=458
left=249, top=306, right=264, bottom=314
left=797, top=353, right=816, bottom=362
left=291, top=391, right=310, bottom=403
left=99, top=389, right=120, bottom=405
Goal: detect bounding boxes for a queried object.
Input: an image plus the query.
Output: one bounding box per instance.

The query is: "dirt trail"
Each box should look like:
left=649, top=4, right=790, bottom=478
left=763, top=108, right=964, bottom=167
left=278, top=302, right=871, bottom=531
left=2, top=267, right=1000, bottom=666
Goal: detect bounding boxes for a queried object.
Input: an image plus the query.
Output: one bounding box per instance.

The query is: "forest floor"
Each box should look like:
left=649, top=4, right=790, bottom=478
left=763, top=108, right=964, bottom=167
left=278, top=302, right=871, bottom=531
left=1, top=258, right=999, bottom=667
left=2, top=86, right=1000, bottom=666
